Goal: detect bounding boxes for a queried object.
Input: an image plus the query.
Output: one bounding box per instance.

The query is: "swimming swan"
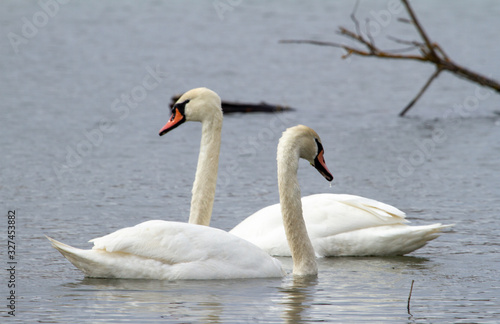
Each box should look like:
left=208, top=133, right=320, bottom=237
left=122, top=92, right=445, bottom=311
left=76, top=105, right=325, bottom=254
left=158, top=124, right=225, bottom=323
left=46, top=113, right=333, bottom=279
left=162, top=87, right=452, bottom=257
left=231, top=194, right=452, bottom=257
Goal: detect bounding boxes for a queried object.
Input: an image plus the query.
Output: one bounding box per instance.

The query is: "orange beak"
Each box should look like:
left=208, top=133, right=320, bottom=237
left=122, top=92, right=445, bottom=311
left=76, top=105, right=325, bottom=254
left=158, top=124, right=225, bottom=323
left=313, top=150, right=334, bottom=182
left=159, top=107, right=186, bottom=136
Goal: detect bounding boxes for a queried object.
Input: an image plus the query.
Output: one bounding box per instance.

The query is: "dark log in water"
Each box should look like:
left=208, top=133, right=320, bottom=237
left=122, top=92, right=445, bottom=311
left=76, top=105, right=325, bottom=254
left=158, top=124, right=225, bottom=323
left=170, top=95, right=294, bottom=114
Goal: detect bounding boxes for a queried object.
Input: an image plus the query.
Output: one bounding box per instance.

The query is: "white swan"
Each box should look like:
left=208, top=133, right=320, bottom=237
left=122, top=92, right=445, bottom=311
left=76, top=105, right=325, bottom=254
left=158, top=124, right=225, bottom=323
left=46, top=93, right=333, bottom=279
left=161, top=88, right=452, bottom=257
left=46, top=222, right=283, bottom=279
left=230, top=194, right=452, bottom=257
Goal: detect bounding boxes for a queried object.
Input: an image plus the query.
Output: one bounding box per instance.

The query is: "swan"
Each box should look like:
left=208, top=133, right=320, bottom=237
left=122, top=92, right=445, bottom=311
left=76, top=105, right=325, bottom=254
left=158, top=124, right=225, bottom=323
left=46, top=96, right=333, bottom=279
left=161, top=88, right=452, bottom=257
left=230, top=194, right=452, bottom=257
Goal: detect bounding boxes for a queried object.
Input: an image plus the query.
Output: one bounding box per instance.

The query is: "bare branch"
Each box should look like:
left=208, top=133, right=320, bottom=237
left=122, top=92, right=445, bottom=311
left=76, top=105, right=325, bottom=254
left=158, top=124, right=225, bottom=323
left=401, top=0, right=438, bottom=61
left=399, top=68, right=443, bottom=116
left=384, top=46, right=422, bottom=54
left=397, top=17, right=412, bottom=24
left=280, top=39, right=427, bottom=61
left=279, top=39, right=344, bottom=48
left=350, top=0, right=362, bottom=37
left=433, top=43, right=450, bottom=61
left=386, top=35, right=423, bottom=48
left=279, top=0, right=500, bottom=115
left=337, top=27, right=377, bottom=53
left=365, top=18, right=376, bottom=51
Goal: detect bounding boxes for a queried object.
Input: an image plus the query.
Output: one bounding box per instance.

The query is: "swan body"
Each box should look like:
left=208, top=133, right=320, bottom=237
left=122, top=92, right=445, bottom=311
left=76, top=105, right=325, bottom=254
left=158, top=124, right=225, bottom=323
left=230, top=194, right=451, bottom=257
left=47, top=89, right=332, bottom=279
left=47, top=221, right=284, bottom=279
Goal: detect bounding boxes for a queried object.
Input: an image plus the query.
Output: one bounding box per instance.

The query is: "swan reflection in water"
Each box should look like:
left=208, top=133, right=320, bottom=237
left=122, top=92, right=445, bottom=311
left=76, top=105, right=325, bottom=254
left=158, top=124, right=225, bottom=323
left=275, top=255, right=433, bottom=323
left=279, top=275, right=319, bottom=323
left=62, top=276, right=319, bottom=323
left=63, top=277, right=284, bottom=322
left=57, top=255, right=431, bottom=322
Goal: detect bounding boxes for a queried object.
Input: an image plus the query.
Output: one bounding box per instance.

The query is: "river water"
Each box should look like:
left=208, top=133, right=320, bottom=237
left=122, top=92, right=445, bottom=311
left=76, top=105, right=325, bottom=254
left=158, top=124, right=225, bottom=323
left=1, top=0, right=500, bottom=323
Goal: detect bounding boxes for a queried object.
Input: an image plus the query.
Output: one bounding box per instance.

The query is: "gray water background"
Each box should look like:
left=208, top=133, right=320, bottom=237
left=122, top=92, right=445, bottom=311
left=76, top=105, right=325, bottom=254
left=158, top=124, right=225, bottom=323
left=1, top=0, right=500, bottom=322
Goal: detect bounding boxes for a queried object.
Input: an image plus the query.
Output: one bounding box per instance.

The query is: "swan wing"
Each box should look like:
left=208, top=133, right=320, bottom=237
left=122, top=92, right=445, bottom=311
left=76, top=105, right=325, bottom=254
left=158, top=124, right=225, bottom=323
left=89, top=220, right=216, bottom=264
left=230, top=194, right=449, bottom=257
left=48, top=220, right=284, bottom=280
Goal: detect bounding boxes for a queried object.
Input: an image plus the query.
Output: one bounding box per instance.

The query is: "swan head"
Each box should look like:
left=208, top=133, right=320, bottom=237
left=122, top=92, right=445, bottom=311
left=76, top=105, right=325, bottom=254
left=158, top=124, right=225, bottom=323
left=280, top=125, right=334, bottom=182
left=159, top=87, right=222, bottom=136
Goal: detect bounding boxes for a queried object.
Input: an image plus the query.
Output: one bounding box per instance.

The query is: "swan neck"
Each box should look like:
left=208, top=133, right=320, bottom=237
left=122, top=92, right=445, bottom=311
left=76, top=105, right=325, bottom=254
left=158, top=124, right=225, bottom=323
left=188, top=116, right=222, bottom=226
left=277, top=142, right=318, bottom=276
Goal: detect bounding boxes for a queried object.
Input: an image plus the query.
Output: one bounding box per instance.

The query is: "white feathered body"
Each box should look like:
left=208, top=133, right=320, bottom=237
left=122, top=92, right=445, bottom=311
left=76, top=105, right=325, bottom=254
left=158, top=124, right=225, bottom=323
left=48, top=220, right=284, bottom=280
left=230, top=194, right=450, bottom=257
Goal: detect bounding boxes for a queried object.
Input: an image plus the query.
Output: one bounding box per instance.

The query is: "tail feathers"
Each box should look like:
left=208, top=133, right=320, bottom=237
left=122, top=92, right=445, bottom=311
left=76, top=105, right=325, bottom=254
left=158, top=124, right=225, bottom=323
left=390, top=223, right=454, bottom=255
left=318, top=223, right=454, bottom=257
left=405, top=223, right=447, bottom=240
left=415, top=223, right=454, bottom=241
left=422, top=222, right=454, bottom=234
left=46, top=235, right=80, bottom=255
left=46, top=235, right=167, bottom=279
left=46, top=235, right=100, bottom=276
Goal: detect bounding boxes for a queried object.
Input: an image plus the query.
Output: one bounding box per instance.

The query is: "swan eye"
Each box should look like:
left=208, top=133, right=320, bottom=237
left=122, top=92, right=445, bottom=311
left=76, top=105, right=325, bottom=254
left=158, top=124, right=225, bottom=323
left=171, top=99, right=190, bottom=119
left=173, top=99, right=190, bottom=111
left=172, top=99, right=191, bottom=109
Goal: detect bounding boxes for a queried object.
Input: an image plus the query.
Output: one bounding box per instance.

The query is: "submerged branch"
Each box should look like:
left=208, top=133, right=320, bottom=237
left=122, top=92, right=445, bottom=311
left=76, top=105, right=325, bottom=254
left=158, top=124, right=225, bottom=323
left=407, top=280, right=415, bottom=315
left=399, top=68, right=442, bottom=116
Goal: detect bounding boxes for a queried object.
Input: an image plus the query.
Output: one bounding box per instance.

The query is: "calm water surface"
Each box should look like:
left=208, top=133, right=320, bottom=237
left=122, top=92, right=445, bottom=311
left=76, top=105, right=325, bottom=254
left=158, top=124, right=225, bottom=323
left=1, top=1, right=500, bottom=323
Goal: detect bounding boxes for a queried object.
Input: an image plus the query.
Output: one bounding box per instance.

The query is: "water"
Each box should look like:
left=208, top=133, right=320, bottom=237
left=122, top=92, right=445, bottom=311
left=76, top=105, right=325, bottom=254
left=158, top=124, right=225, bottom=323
left=1, top=0, right=500, bottom=322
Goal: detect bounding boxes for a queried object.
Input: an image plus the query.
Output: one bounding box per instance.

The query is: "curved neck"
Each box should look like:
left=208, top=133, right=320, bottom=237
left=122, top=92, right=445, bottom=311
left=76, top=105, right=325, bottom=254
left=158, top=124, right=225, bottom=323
left=277, top=140, right=318, bottom=276
left=188, top=116, right=222, bottom=226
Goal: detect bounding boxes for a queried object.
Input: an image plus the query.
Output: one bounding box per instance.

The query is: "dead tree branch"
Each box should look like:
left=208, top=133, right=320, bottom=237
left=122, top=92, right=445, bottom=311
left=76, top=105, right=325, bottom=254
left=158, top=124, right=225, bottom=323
left=280, top=0, right=500, bottom=116
left=407, top=279, right=415, bottom=315
left=399, top=67, right=442, bottom=116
